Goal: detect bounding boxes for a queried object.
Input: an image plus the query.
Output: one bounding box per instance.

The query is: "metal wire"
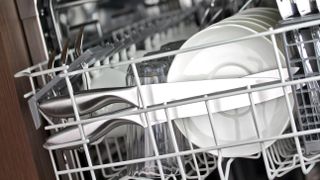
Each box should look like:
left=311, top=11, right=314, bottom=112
left=14, top=8, right=320, bottom=180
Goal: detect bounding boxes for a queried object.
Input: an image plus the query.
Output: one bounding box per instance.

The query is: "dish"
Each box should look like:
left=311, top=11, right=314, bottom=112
left=222, top=16, right=272, bottom=29
left=167, top=24, right=292, bottom=157
left=228, top=14, right=277, bottom=27
left=240, top=7, right=279, bottom=13
left=167, top=24, right=285, bottom=81
left=215, top=18, right=284, bottom=52
left=238, top=8, right=281, bottom=20
left=216, top=19, right=267, bottom=33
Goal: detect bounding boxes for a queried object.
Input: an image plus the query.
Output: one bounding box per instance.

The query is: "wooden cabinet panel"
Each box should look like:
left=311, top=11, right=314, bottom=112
left=0, top=0, right=54, bottom=179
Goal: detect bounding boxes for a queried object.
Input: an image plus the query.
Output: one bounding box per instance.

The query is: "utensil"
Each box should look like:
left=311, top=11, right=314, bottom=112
left=89, top=67, right=129, bottom=139
left=43, top=68, right=295, bottom=146
left=293, top=29, right=320, bottom=126
left=46, top=50, right=56, bottom=82
left=46, top=39, right=69, bottom=82
left=47, top=51, right=56, bottom=70
left=311, top=26, right=320, bottom=58
left=40, top=68, right=290, bottom=119
left=278, top=17, right=320, bottom=154
left=74, top=26, right=84, bottom=58
left=61, top=39, right=70, bottom=65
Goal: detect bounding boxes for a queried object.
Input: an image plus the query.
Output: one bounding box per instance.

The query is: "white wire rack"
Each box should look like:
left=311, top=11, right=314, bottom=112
left=15, top=13, right=320, bottom=180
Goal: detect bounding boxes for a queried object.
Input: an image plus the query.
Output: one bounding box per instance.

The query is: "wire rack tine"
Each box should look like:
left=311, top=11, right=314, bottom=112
left=64, top=69, right=97, bottom=180
left=131, top=63, right=166, bottom=180
left=164, top=107, right=187, bottom=180
left=239, top=0, right=254, bottom=12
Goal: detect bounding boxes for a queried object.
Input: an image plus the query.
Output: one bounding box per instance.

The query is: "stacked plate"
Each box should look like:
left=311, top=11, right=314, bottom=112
left=168, top=8, right=294, bottom=157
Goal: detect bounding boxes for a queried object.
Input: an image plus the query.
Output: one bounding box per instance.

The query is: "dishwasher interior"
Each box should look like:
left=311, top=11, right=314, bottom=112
left=15, top=0, right=320, bottom=179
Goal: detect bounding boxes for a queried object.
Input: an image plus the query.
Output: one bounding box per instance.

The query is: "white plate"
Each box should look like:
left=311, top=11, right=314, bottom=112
left=228, top=14, right=278, bottom=27
left=168, top=24, right=292, bottom=157
left=168, top=24, right=285, bottom=81
left=226, top=13, right=285, bottom=52
left=216, top=19, right=267, bottom=33
left=238, top=8, right=281, bottom=20
left=214, top=18, right=285, bottom=53
left=241, top=7, right=279, bottom=13
left=220, top=16, right=272, bottom=29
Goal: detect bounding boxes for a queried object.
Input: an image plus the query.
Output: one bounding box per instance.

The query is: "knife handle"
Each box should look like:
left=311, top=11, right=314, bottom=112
left=39, top=87, right=138, bottom=118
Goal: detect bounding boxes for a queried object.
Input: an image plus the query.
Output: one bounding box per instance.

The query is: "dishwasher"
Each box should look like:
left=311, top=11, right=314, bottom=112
left=13, top=0, right=320, bottom=179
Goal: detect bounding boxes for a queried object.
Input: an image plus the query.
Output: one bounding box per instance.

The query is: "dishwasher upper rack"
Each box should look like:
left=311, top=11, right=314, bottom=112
left=41, top=0, right=200, bottom=54
left=16, top=6, right=199, bottom=130
left=15, top=12, right=320, bottom=180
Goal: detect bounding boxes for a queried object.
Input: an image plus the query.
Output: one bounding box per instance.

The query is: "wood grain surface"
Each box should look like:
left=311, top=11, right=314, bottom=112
left=0, top=0, right=54, bottom=179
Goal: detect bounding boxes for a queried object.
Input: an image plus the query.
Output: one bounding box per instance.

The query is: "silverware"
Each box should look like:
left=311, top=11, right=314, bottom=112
left=311, top=26, right=320, bottom=58
left=75, top=26, right=85, bottom=58
left=39, top=87, right=137, bottom=118
left=46, top=50, right=56, bottom=82
left=42, top=68, right=296, bottom=148
left=293, top=29, right=320, bottom=122
left=47, top=50, right=56, bottom=70
left=199, top=0, right=216, bottom=29
left=61, top=39, right=70, bottom=65
left=39, top=68, right=292, bottom=118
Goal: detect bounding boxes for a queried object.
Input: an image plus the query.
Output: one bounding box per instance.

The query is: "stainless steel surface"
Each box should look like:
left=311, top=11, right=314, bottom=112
left=281, top=17, right=320, bottom=154
left=13, top=1, right=320, bottom=180
left=75, top=26, right=85, bottom=58
left=39, top=87, right=137, bottom=118
left=293, top=29, right=320, bottom=123
left=61, top=39, right=70, bottom=65
left=47, top=51, right=56, bottom=70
